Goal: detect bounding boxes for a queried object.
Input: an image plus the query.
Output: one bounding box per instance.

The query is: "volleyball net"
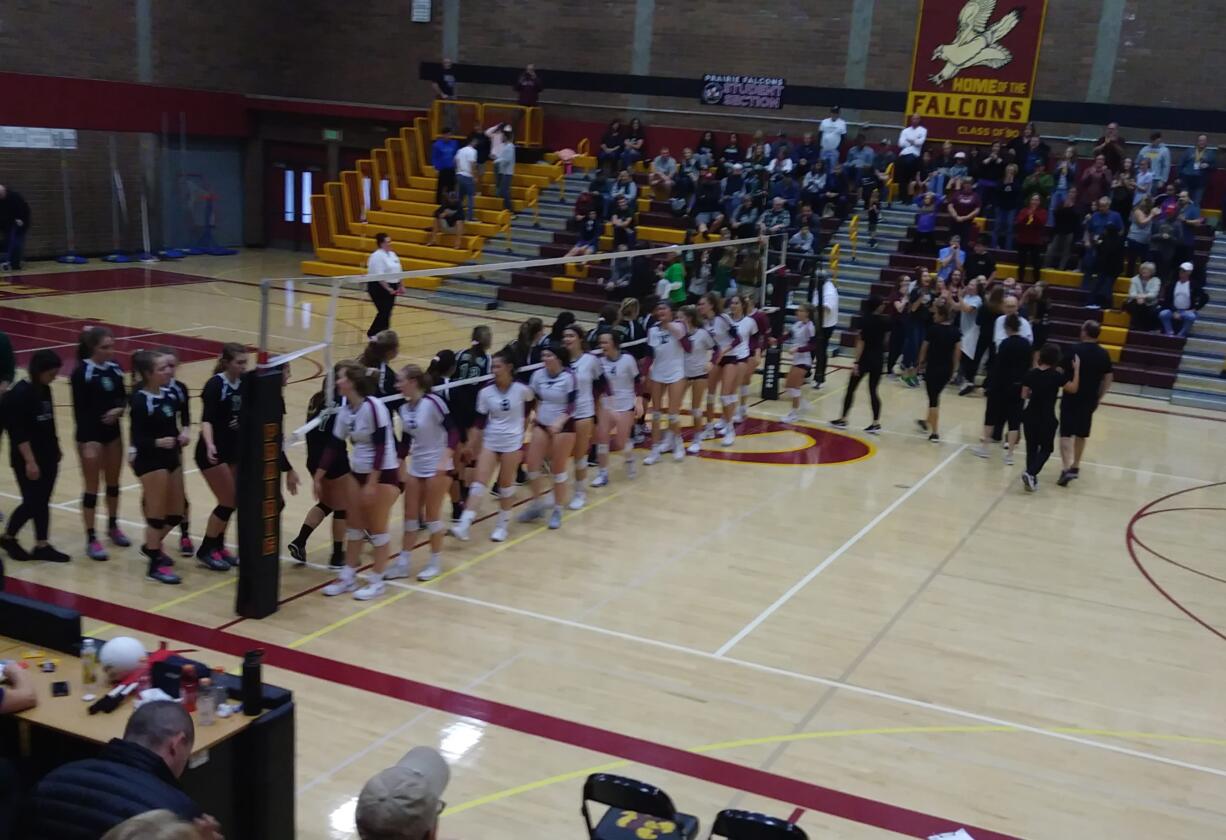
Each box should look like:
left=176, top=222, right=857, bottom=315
left=249, top=232, right=811, bottom=440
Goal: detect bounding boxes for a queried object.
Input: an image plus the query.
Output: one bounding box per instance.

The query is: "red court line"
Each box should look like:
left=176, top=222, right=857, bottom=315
left=3, top=577, right=1021, bottom=840
left=788, top=807, right=806, bottom=823
left=1099, top=401, right=1226, bottom=423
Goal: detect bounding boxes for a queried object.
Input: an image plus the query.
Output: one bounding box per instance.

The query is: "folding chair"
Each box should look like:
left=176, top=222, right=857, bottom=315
left=581, top=773, right=700, bottom=839
left=708, top=809, right=809, bottom=840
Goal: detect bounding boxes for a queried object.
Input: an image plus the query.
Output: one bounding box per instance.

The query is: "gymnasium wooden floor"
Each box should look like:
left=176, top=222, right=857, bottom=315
left=2, top=254, right=1225, bottom=839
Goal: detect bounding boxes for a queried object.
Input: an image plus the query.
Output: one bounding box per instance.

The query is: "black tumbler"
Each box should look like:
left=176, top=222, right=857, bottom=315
left=241, top=649, right=264, bottom=716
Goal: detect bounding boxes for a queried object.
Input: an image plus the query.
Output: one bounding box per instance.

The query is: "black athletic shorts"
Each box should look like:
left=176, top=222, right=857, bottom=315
left=1059, top=400, right=1094, bottom=439
left=194, top=439, right=238, bottom=473
left=985, top=389, right=1023, bottom=432
left=78, top=422, right=121, bottom=446
left=132, top=450, right=181, bottom=477
left=925, top=369, right=951, bottom=409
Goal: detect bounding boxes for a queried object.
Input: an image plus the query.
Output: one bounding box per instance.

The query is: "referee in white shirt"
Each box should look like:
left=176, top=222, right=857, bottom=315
left=366, top=232, right=402, bottom=338
left=812, top=275, right=840, bottom=387
left=896, top=115, right=927, bottom=207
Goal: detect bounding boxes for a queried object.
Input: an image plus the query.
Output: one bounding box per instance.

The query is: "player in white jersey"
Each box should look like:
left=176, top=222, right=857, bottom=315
left=644, top=300, right=690, bottom=464
left=699, top=292, right=736, bottom=442
left=592, top=330, right=640, bottom=487
left=519, top=345, right=578, bottom=529
left=561, top=325, right=603, bottom=510
left=679, top=305, right=714, bottom=455
left=782, top=303, right=817, bottom=423
left=316, top=363, right=402, bottom=601
left=717, top=293, right=756, bottom=446
left=388, top=364, right=456, bottom=583
left=451, top=352, right=533, bottom=543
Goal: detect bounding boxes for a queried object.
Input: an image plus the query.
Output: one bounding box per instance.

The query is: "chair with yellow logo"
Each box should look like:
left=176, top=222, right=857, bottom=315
left=581, top=773, right=699, bottom=839
left=709, top=809, right=809, bottom=839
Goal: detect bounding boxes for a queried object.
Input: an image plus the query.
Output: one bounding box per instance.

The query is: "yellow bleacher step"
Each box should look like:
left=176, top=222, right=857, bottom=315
left=366, top=210, right=506, bottom=240
left=342, top=225, right=482, bottom=257
left=1101, top=343, right=1122, bottom=363
left=563, top=263, right=588, bottom=278
left=298, top=260, right=441, bottom=289
left=551, top=276, right=576, bottom=293
left=316, top=247, right=455, bottom=272
left=380, top=198, right=508, bottom=226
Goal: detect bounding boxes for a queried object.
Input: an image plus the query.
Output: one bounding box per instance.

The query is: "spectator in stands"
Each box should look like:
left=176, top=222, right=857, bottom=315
left=993, top=163, right=1021, bottom=250
left=670, top=166, right=695, bottom=215
left=913, top=191, right=939, bottom=254
left=428, top=192, right=465, bottom=248
left=794, top=202, right=819, bottom=234
left=1014, top=192, right=1047, bottom=284
left=845, top=136, right=875, bottom=194
left=678, top=147, right=702, bottom=182
left=1078, top=154, right=1113, bottom=210
left=930, top=141, right=953, bottom=199
left=1046, top=187, right=1081, bottom=270
left=1173, top=189, right=1205, bottom=265
left=587, top=170, right=610, bottom=218
left=731, top=194, right=759, bottom=238
left=1150, top=201, right=1183, bottom=281
left=794, top=132, right=819, bottom=168
left=598, top=119, right=625, bottom=175
left=948, top=150, right=969, bottom=183
left=823, top=164, right=851, bottom=219
left=722, top=163, right=747, bottom=214
left=649, top=147, right=678, bottom=195
left=1084, top=196, right=1124, bottom=309
left=100, top=810, right=215, bottom=840
left=610, top=169, right=638, bottom=207
left=908, top=150, right=935, bottom=200
left=622, top=118, right=646, bottom=169
left=871, top=138, right=896, bottom=204
left=767, top=146, right=794, bottom=180
left=801, top=161, right=827, bottom=214
left=1158, top=262, right=1199, bottom=337
left=1049, top=145, right=1077, bottom=223
left=773, top=130, right=792, bottom=159
left=606, top=244, right=633, bottom=300
left=1007, top=123, right=1038, bottom=168
left=900, top=270, right=935, bottom=387
left=355, top=746, right=450, bottom=840
left=746, top=169, right=770, bottom=210
left=746, top=142, right=769, bottom=174
left=430, top=57, right=457, bottom=128
left=430, top=130, right=459, bottom=204
left=30, top=701, right=214, bottom=840
left=567, top=209, right=601, bottom=257
left=1092, top=122, right=1126, bottom=173
left=1133, top=156, right=1155, bottom=205
left=759, top=197, right=791, bottom=240
left=945, top=178, right=981, bottom=245
left=1126, top=195, right=1160, bottom=275
left=896, top=114, right=927, bottom=201
left=491, top=124, right=516, bottom=214
left=513, top=63, right=542, bottom=106
left=695, top=131, right=718, bottom=168
left=453, top=134, right=479, bottom=221
left=937, top=235, right=965, bottom=282
left=964, top=234, right=997, bottom=285
left=751, top=129, right=769, bottom=157
left=1178, top=134, right=1216, bottom=204
left=720, top=133, right=742, bottom=171
left=819, top=106, right=846, bottom=172
left=610, top=195, right=637, bottom=248
left=789, top=224, right=815, bottom=263
left=1021, top=160, right=1053, bottom=206
left=1021, top=133, right=1051, bottom=177
left=1137, top=131, right=1170, bottom=187
left=1124, top=261, right=1162, bottom=331
left=1109, top=157, right=1136, bottom=221
left=770, top=172, right=800, bottom=212
left=693, top=172, right=725, bottom=237
left=976, top=141, right=1005, bottom=208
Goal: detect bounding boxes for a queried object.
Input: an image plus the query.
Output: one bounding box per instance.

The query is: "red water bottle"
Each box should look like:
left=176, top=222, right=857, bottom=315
left=180, top=664, right=198, bottom=713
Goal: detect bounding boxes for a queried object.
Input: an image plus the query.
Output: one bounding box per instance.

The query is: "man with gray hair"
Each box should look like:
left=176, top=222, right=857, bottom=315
left=356, top=746, right=451, bottom=840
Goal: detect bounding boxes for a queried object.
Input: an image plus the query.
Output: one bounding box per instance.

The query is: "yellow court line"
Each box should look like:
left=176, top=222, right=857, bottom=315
left=287, top=490, right=626, bottom=650
left=443, top=723, right=1226, bottom=817
left=83, top=575, right=239, bottom=638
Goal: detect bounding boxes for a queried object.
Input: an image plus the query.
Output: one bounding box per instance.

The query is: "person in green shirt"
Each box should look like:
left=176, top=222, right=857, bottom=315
left=1021, top=161, right=1054, bottom=205
left=663, top=252, right=687, bottom=306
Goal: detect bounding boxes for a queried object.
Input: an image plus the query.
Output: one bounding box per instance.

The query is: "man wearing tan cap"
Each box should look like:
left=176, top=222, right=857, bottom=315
left=356, top=746, right=450, bottom=840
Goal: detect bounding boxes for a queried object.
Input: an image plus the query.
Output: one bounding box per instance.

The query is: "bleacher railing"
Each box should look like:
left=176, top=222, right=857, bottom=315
left=430, top=100, right=544, bottom=147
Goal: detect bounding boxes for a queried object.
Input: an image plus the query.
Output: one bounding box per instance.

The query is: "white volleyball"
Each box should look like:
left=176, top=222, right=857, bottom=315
left=99, top=636, right=146, bottom=682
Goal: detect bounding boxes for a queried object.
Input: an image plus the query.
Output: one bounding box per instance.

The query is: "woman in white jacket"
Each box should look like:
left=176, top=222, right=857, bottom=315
left=366, top=232, right=401, bottom=338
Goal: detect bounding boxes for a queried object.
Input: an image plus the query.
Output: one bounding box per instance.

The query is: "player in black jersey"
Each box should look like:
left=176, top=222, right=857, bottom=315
left=0, top=350, right=69, bottom=565
left=158, top=350, right=196, bottom=557
left=70, top=327, right=131, bottom=561
left=450, top=326, right=491, bottom=521
left=288, top=367, right=351, bottom=568
left=128, top=350, right=185, bottom=584
left=194, top=343, right=247, bottom=571
left=358, top=330, right=402, bottom=409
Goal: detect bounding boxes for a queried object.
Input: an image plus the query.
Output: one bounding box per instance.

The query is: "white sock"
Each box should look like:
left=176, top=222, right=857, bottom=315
left=398, top=549, right=411, bottom=563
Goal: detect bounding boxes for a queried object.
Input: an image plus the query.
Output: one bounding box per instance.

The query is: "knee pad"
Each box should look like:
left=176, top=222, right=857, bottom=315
left=525, top=470, right=541, bottom=482
left=403, top=519, right=420, bottom=534
left=106, top=485, right=120, bottom=498
left=213, top=505, right=235, bottom=523
left=314, top=502, right=333, bottom=516
left=787, top=387, right=801, bottom=398
left=345, top=527, right=365, bottom=542
left=553, top=472, right=568, bottom=485
left=165, top=515, right=183, bottom=528
left=147, top=517, right=166, bottom=530
left=596, top=443, right=610, bottom=456
left=82, top=492, right=98, bottom=509
left=427, top=520, right=444, bottom=535
left=721, top=394, right=738, bottom=406
left=369, top=532, right=391, bottom=548
left=332, top=509, right=346, bottom=521
left=498, top=485, right=517, bottom=499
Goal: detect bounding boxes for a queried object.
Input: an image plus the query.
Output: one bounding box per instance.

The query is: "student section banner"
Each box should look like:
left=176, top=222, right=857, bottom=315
left=700, top=74, right=786, bottom=110
left=906, top=0, right=1048, bottom=143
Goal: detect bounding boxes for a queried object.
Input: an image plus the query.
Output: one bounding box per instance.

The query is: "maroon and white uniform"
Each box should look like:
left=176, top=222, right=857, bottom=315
left=600, top=353, right=639, bottom=413
left=529, top=367, right=577, bottom=429
left=729, top=316, right=757, bottom=361
left=706, top=313, right=739, bottom=358
left=398, top=394, right=456, bottom=479
left=684, top=328, right=715, bottom=378
left=749, top=309, right=772, bottom=353
left=647, top=321, right=687, bottom=384
left=475, top=381, right=533, bottom=453
left=570, top=352, right=603, bottom=420
left=330, top=397, right=397, bottom=475
left=788, top=320, right=817, bottom=369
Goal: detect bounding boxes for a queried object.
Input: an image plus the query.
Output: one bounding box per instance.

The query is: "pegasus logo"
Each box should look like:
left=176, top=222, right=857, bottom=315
left=930, top=1, right=1025, bottom=86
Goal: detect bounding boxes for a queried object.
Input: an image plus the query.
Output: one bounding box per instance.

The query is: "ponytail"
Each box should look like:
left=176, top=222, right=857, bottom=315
left=77, top=326, right=112, bottom=363
left=212, top=342, right=247, bottom=375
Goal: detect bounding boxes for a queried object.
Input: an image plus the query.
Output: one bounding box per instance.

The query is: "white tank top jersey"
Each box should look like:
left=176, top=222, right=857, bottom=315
left=648, top=320, right=686, bottom=384
left=730, top=315, right=757, bottom=360
left=398, top=393, right=453, bottom=478
left=333, top=397, right=398, bottom=473
left=789, top=319, right=817, bottom=368
left=706, top=313, right=736, bottom=353
left=476, top=381, right=534, bottom=453
left=529, top=367, right=578, bottom=427
left=569, top=352, right=603, bottom=420
left=600, top=353, right=639, bottom=413
left=684, top=327, right=715, bottom=378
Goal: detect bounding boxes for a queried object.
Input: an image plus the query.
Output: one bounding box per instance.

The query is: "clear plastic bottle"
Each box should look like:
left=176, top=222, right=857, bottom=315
left=196, top=677, right=216, bottom=725
left=80, top=639, right=98, bottom=692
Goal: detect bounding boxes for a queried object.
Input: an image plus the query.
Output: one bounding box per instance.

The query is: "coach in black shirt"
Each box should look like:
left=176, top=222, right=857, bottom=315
left=1057, top=320, right=1113, bottom=487
left=962, top=235, right=997, bottom=284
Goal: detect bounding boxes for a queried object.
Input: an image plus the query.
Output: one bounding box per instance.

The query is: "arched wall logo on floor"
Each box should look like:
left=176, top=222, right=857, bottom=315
left=698, top=419, right=874, bottom=467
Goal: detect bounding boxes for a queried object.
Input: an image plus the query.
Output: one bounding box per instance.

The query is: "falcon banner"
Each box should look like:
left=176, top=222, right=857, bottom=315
left=907, top=0, right=1048, bottom=143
